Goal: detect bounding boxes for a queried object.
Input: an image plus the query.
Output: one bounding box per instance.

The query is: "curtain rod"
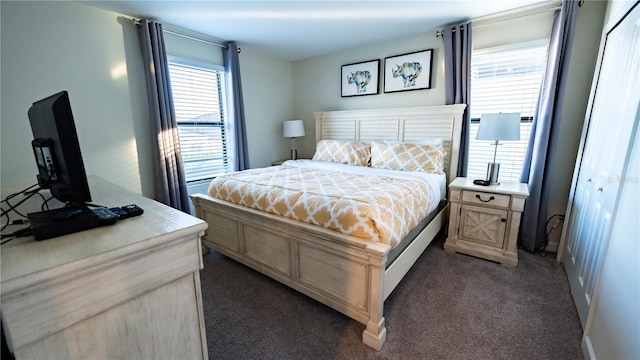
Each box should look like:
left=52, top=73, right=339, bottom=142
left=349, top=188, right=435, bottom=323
left=435, top=1, right=564, bottom=37
left=131, top=18, right=236, bottom=51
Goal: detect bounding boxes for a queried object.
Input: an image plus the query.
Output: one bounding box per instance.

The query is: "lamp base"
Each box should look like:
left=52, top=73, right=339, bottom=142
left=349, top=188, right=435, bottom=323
left=290, top=149, right=298, bottom=160
left=486, top=162, right=500, bottom=185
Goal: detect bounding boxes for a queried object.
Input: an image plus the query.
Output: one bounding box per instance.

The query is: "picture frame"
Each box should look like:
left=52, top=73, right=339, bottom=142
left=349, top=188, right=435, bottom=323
left=384, top=49, right=433, bottom=93
left=341, top=59, right=380, bottom=97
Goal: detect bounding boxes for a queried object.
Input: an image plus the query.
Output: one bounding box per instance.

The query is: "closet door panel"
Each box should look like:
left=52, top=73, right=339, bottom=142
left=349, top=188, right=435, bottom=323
left=563, top=3, right=639, bottom=328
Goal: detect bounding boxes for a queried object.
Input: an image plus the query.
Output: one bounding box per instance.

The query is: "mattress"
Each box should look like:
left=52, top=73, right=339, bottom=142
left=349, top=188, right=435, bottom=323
left=208, top=160, right=446, bottom=248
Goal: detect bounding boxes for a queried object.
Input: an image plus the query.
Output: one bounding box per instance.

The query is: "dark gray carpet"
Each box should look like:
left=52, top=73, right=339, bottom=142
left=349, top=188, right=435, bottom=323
left=199, top=233, right=583, bottom=359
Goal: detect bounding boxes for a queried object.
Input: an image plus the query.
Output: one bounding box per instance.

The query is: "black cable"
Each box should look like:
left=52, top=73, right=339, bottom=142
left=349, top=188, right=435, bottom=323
left=0, top=226, right=34, bottom=245
left=1, top=186, right=41, bottom=232
left=4, top=194, right=30, bottom=218
left=1, top=188, right=41, bottom=220
left=2, top=191, right=47, bottom=232
left=0, top=183, right=39, bottom=205
left=538, top=214, right=565, bottom=256
left=1, top=211, right=27, bottom=233
left=1, top=186, right=41, bottom=216
left=0, top=237, right=16, bottom=245
left=1, top=211, right=9, bottom=233
left=40, top=194, right=55, bottom=211
left=1, top=227, right=33, bottom=239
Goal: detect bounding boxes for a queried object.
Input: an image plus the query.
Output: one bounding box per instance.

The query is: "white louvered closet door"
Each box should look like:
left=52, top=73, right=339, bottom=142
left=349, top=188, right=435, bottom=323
left=562, top=2, right=639, bottom=328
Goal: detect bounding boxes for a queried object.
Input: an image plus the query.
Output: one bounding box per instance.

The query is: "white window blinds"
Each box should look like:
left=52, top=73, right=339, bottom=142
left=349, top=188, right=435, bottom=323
left=468, top=41, right=548, bottom=183
left=168, top=59, right=230, bottom=182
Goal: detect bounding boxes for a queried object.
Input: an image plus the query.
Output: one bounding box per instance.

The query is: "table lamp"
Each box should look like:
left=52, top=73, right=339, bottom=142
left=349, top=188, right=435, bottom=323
left=476, top=113, right=520, bottom=185
left=283, top=119, right=305, bottom=160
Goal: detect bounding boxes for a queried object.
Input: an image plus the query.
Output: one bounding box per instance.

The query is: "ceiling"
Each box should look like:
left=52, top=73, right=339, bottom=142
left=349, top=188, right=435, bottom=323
left=81, top=0, right=550, bottom=61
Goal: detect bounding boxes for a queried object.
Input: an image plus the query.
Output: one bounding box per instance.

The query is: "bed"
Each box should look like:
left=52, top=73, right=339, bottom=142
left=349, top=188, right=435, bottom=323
left=191, top=104, right=466, bottom=350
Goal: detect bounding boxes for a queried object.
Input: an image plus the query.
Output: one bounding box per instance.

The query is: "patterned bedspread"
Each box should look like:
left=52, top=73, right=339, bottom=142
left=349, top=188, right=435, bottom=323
left=208, top=160, right=445, bottom=248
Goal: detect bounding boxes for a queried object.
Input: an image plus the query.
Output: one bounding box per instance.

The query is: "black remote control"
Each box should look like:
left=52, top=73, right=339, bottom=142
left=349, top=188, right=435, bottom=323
left=108, top=207, right=130, bottom=219
left=109, top=204, right=144, bottom=220
left=122, top=204, right=143, bottom=217
left=92, top=207, right=119, bottom=225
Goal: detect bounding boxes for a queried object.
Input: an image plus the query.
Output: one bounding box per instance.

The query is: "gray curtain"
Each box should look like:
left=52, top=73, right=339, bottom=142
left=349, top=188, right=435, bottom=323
left=137, top=19, right=190, bottom=213
left=519, top=1, right=579, bottom=252
left=443, top=22, right=473, bottom=177
left=223, top=43, right=250, bottom=171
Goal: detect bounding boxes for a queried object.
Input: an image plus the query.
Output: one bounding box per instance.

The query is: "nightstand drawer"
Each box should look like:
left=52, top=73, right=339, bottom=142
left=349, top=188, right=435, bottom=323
left=462, top=190, right=510, bottom=208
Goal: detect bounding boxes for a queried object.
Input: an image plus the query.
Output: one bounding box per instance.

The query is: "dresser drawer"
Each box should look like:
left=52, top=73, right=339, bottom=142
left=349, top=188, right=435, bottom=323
left=462, top=190, right=510, bottom=208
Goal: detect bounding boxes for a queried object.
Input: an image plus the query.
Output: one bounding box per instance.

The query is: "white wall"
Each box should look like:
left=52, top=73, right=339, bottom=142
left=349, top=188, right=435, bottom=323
left=237, top=46, right=294, bottom=167
left=292, top=33, right=444, bottom=157
left=0, top=1, right=293, bottom=202
left=1, top=1, right=150, bottom=195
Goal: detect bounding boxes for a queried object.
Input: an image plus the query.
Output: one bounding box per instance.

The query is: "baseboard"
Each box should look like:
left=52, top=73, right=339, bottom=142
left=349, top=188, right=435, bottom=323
left=545, top=241, right=558, bottom=253
left=582, top=334, right=596, bottom=360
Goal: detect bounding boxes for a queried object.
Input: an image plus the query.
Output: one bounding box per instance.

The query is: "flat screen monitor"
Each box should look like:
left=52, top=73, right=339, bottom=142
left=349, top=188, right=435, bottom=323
left=28, top=91, right=91, bottom=204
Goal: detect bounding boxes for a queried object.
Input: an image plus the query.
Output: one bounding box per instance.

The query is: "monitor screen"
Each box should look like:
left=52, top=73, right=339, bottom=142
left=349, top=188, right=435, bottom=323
left=28, top=91, right=91, bottom=204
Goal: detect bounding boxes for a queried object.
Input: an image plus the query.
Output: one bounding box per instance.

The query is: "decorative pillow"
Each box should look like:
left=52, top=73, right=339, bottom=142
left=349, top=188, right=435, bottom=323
left=371, top=142, right=446, bottom=174
left=312, top=140, right=371, bottom=166
left=382, top=139, right=446, bottom=169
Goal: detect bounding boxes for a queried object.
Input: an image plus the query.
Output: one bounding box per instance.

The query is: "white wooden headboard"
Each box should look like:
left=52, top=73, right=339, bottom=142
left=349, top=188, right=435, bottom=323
left=314, top=104, right=466, bottom=183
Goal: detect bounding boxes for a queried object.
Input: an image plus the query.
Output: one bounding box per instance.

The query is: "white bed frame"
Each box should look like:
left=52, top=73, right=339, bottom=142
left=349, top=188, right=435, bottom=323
left=191, top=104, right=466, bottom=350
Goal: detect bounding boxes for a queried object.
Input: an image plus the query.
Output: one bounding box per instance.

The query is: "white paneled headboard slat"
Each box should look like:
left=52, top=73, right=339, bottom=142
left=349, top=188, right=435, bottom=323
left=314, top=105, right=467, bottom=183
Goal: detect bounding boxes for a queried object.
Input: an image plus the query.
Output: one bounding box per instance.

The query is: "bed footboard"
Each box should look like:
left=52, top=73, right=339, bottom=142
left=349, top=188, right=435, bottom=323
left=191, top=193, right=390, bottom=350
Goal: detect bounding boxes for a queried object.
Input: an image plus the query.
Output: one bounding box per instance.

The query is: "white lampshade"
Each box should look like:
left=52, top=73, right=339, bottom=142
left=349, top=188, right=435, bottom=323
left=476, top=113, right=521, bottom=141
left=283, top=120, right=305, bottom=138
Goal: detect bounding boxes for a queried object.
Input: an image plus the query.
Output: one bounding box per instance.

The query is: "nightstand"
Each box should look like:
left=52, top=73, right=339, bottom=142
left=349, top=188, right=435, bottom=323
left=444, top=177, right=529, bottom=266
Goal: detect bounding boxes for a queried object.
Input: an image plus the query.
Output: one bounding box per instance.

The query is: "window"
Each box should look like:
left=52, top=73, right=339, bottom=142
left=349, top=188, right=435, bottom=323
left=467, top=41, right=548, bottom=182
left=168, top=58, right=230, bottom=182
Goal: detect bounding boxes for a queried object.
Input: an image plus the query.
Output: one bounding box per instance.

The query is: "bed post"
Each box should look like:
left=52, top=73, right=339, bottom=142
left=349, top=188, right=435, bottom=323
left=362, top=243, right=388, bottom=350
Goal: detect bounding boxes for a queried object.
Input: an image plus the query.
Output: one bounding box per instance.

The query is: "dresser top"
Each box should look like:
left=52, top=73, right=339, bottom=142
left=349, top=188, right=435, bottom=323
left=1, top=176, right=207, bottom=285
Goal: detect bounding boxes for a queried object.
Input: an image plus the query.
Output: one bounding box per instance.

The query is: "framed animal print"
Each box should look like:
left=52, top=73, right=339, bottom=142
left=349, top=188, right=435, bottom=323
left=341, top=59, right=380, bottom=97
left=384, top=49, right=432, bottom=93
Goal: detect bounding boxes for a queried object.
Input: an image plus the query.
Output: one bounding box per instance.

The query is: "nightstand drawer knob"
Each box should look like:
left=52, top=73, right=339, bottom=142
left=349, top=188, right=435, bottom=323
left=501, top=218, right=507, bottom=223
left=475, top=194, right=495, bottom=203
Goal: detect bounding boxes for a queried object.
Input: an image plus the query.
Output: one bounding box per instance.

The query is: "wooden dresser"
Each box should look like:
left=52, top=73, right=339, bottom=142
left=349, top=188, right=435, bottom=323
left=444, top=177, right=529, bottom=266
left=1, top=177, right=208, bottom=359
